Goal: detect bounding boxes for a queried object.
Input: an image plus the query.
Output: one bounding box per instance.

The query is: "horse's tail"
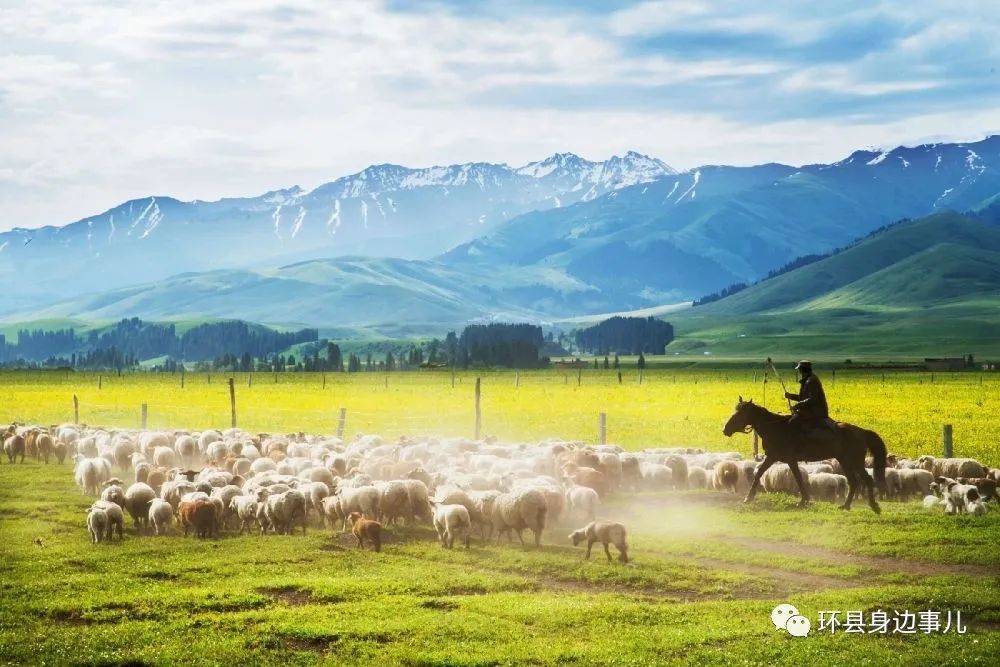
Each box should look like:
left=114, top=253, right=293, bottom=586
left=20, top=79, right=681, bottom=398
left=866, top=430, right=887, bottom=485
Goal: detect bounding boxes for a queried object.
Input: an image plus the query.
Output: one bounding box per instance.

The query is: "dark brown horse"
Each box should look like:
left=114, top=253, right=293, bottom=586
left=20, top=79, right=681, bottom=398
left=723, top=397, right=886, bottom=513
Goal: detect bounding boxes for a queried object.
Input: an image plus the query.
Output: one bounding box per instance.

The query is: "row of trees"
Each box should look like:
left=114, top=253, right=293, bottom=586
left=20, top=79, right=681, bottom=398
left=574, top=316, right=674, bottom=355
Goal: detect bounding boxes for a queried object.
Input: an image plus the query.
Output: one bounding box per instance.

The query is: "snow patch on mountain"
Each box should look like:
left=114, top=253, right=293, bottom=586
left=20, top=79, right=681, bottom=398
left=291, top=207, right=307, bottom=239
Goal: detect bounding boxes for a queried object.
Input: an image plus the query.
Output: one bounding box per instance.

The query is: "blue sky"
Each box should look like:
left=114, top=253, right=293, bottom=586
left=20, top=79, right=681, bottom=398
left=1, top=0, right=998, bottom=229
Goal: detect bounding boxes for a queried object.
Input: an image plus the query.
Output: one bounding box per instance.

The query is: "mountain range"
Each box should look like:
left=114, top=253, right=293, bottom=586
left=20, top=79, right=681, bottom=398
left=2, top=136, right=1000, bottom=336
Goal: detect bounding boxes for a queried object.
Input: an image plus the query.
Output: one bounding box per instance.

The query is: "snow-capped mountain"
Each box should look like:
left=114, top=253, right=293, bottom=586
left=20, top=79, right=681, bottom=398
left=0, top=152, right=674, bottom=311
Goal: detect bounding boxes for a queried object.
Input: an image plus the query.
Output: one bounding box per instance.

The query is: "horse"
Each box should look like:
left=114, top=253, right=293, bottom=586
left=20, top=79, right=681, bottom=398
left=722, top=396, right=886, bottom=513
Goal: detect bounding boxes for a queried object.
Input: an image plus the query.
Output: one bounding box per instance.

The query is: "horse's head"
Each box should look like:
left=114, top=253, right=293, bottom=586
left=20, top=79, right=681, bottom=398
left=722, top=396, right=755, bottom=437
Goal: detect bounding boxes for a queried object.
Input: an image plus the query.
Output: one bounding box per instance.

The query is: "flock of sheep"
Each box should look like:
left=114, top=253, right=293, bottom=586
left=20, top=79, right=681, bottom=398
left=2, top=423, right=997, bottom=562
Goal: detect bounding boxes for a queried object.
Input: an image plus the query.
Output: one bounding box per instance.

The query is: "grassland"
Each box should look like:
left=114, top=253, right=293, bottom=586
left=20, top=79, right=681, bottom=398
left=2, top=366, right=998, bottom=464
left=2, top=367, right=999, bottom=665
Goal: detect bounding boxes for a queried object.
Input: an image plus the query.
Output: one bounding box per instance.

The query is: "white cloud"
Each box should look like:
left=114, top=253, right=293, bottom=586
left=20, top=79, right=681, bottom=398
left=0, top=0, right=998, bottom=230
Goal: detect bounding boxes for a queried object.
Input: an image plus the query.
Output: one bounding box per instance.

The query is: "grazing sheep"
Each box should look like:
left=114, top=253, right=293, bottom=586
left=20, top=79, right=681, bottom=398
left=101, top=482, right=126, bottom=509
left=402, top=479, right=433, bottom=524
left=432, top=503, right=472, bottom=549
left=808, top=473, right=848, bottom=502
left=918, top=456, right=987, bottom=480
left=4, top=434, right=25, bottom=463
left=712, top=461, right=740, bottom=494
left=565, top=485, right=600, bottom=523
left=897, top=469, right=934, bottom=501
left=348, top=512, right=382, bottom=552
left=762, top=464, right=810, bottom=495
left=179, top=500, right=217, bottom=538
left=124, top=483, right=156, bottom=530
left=36, top=433, right=54, bottom=464
left=148, top=499, right=174, bottom=535
left=87, top=507, right=109, bottom=544
left=492, top=488, right=547, bottom=547
left=263, top=490, right=307, bottom=535
left=687, top=466, right=708, bottom=490
left=91, top=500, right=124, bottom=541
left=230, top=496, right=260, bottom=534
left=569, top=521, right=628, bottom=563
left=331, top=486, right=381, bottom=531
left=54, top=440, right=68, bottom=464
left=376, top=480, right=412, bottom=526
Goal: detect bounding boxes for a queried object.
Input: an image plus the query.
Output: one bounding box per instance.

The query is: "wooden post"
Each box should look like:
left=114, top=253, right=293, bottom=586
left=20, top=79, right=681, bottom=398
left=98, top=375, right=102, bottom=390
left=228, top=377, right=236, bottom=428
left=943, top=424, right=953, bottom=458
left=598, top=412, right=607, bottom=445
left=474, top=377, right=482, bottom=440
left=337, top=407, right=347, bottom=439
left=515, top=371, right=519, bottom=388
left=384, top=375, right=389, bottom=389
left=832, top=369, right=836, bottom=387
left=140, top=403, right=148, bottom=429
left=617, top=371, right=622, bottom=384
left=322, top=373, right=326, bottom=389
left=208, top=373, right=211, bottom=385
left=73, top=395, right=79, bottom=425
left=638, top=370, right=643, bottom=385
left=577, top=368, right=582, bottom=386
left=180, top=370, right=185, bottom=388
left=248, top=373, right=253, bottom=388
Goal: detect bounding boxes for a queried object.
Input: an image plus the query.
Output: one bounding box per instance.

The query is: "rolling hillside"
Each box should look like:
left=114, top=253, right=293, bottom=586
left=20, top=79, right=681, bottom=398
left=670, top=212, right=1000, bottom=356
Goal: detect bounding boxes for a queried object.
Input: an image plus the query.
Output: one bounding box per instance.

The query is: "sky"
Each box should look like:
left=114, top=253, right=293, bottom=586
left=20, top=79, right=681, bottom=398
left=1, top=0, right=999, bottom=230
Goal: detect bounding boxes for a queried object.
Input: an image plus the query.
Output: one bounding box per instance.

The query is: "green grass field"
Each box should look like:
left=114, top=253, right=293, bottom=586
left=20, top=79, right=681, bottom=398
left=2, top=368, right=999, bottom=665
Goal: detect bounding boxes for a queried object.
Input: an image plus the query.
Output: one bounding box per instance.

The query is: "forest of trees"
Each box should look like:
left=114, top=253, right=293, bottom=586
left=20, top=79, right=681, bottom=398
left=0, top=318, right=317, bottom=368
left=455, top=323, right=546, bottom=368
left=574, top=316, right=674, bottom=355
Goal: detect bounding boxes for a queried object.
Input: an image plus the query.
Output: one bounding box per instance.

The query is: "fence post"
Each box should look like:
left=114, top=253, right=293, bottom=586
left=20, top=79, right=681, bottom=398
left=98, top=375, right=102, bottom=390
left=208, top=373, right=211, bottom=385
left=577, top=368, right=582, bottom=386
left=617, top=371, right=622, bottom=384
left=73, top=394, right=79, bottom=425
left=337, top=407, right=347, bottom=439
left=943, top=424, right=953, bottom=458
left=474, top=377, right=482, bottom=440
left=228, top=377, right=236, bottom=428
left=248, top=373, right=253, bottom=388
left=384, top=375, right=389, bottom=389
left=181, top=371, right=185, bottom=388
left=322, top=373, right=326, bottom=389
left=638, top=370, right=643, bottom=385
left=451, top=367, right=456, bottom=388
left=141, top=403, right=148, bottom=429
left=515, top=371, right=519, bottom=388
left=598, top=412, right=607, bottom=445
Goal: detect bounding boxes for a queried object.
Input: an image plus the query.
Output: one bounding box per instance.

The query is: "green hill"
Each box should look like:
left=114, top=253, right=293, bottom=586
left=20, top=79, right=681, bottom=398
left=671, top=212, right=1000, bottom=357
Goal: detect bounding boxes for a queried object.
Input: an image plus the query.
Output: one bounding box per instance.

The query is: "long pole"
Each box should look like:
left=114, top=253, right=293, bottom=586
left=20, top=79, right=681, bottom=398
left=767, top=357, right=793, bottom=410
left=228, top=378, right=236, bottom=428
left=474, top=377, right=482, bottom=440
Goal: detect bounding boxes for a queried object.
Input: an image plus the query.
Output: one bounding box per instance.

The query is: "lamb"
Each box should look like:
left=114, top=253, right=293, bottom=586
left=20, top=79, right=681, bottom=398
left=941, top=479, right=981, bottom=515
left=917, top=456, right=986, bottom=480
left=87, top=507, right=109, bottom=544
left=492, top=488, right=547, bottom=547
left=956, top=477, right=999, bottom=503
left=569, top=520, right=629, bottom=563
left=712, top=460, right=740, bottom=494
left=100, top=482, right=127, bottom=509
left=148, top=499, right=174, bottom=535
left=179, top=499, right=217, bottom=538
left=432, top=503, right=472, bottom=549
left=348, top=512, right=382, bottom=552
left=564, top=485, right=600, bottom=523
left=90, top=500, right=124, bottom=541
left=263, top=489, right=307, bottom=535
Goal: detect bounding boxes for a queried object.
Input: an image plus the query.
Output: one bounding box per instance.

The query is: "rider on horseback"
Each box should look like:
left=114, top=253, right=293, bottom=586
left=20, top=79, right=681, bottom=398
left=784, top=361, right=835, bottom=435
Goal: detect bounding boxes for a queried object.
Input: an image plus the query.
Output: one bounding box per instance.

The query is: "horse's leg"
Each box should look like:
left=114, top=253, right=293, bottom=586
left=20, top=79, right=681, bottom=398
left=841, top=464, right=859, bottom=510
left=789, top=462, right=810, bottom=507
left=858, top=466, right=881, bottom=514
left=744, top=456, right=775, bottom=503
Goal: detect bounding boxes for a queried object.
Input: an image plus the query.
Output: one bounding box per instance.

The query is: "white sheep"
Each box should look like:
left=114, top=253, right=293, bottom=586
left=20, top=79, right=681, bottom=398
left=148, top=498, right=174, bottom=535
left=686, top=466, right=708, bottom=490
left=762, top=464, right=810, bottom=495
left=263, top=489, right=307, bottom=535
left=153, top=446, right=177, bottom=468
left=330, top=486, right=381, bottom=531
left=87, top=507, right=109, bottom=544
left=90, top=500, right=124, bottom=541
left=492, top=488, right=547, bottom=547
left=712, top=460, right=740, bottom=494
left=918, top=456, right=987, bottom=479
left=569, top=521, right=629, bottom=563
left=230, top=495, right=260, bottom=534
left=74, top=456, right=111, bottom=496
left=897, top=469, right=934, bottom=500
left=432, top=503, right=472, bottom=549
left=808, top=472, right=847, bottom=502
left=124, top=482, right=156, bottom=530
left=564, top=485, right=599, bottom=523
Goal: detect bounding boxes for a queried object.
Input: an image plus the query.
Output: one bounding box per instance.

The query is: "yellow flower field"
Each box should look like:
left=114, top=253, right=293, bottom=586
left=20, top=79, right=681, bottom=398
left=3, top=368, right=997, bottom=464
